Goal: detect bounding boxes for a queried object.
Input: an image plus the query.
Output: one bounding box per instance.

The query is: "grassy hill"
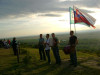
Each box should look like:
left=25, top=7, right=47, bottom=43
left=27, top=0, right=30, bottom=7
left=0, top=48, right=100, bottom=75
left=0, top=31, right=100, bottom=75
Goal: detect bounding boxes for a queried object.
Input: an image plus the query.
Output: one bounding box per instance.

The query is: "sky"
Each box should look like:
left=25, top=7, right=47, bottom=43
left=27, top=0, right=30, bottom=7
left=0, top=0, right=100, bottom=38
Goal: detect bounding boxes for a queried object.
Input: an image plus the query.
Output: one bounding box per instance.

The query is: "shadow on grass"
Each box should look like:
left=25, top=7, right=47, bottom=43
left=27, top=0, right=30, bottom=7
left=79, top=65, right=100, bottom=75
left=33, top=63, right=59, bottom=75
left=1, top=59, right=100, bottom=75
left=0, top=64, right=23, bottom=75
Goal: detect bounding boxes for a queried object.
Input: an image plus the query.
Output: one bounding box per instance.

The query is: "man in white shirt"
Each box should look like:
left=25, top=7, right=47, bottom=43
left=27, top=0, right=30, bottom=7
left=45, top=34, right=51, bottom=64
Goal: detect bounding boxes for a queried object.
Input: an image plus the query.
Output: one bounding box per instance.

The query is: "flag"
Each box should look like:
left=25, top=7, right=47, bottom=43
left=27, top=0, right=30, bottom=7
left=69, top=7, right=74, bottom=24
left=73, top=6, right=96, bottom=28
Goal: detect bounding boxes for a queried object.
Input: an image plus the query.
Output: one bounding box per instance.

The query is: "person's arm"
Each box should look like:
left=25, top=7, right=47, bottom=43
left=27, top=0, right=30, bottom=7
left=38, top=39, right=40, bottom=47
left=75, top=37, right=78, bottom=45
left=46, top=39, right=50, bottom=45
left=44, top=39, right=46, bottom=45
left=15, top=41, right=18, bottom=46
left=54, top=38, right=59, bottom=45
left=75, top=39, right=78, bottom=45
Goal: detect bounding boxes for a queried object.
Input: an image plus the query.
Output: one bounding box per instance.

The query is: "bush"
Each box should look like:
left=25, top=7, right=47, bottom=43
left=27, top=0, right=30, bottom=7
left=20, top=49, right=28, bottom=54
left=32, top=44, right=39, bottom=49
left=96, top=50, right=100, bottom=57
left=23, top=52, right=32, bottom=65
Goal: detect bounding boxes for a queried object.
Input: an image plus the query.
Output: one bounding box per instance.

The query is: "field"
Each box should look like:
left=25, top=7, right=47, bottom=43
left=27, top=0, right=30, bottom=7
left=0, top=31, right=100, bottom=75
left=16, top=31, right=100, bottom=53
left=0, top=48, right=100, bottom=75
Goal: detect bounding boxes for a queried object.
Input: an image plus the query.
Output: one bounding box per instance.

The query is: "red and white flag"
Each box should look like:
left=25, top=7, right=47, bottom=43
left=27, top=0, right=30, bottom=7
left=73, top=6, right=96, bottom=28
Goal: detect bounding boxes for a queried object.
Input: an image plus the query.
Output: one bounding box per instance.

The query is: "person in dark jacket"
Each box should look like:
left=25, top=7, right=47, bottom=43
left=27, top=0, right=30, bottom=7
left=12, top=37, right=18, bottom=56
left=69, top=31, right=78, bottom=67
left=0, top=40, right=2, bottom=48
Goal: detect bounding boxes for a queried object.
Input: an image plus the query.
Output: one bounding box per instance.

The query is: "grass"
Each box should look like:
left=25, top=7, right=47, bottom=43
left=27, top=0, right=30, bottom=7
left=0, top=48, right=100, bottom=75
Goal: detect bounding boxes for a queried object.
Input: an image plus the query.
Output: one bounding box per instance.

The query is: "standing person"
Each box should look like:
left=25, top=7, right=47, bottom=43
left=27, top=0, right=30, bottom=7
left=3, top=39, right=7, bottom=48
left=45, top=34, right=51, bottom=64
left=69, top=31, right=78, bottom=67
left=12, top=37, right=18, bottom=56
left=7, top=39, right=11, bottom=48
left=38, top=34, right=46, bottom=60
left=7, top=39, right=11, bottom=45
left=0, top=40, right=2, bottom=48
left=51, top=33, right=61, bottom=64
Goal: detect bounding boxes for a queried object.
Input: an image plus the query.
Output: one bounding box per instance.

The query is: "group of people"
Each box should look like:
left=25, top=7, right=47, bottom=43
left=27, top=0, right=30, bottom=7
left=0, top=30, right=78, bottom=67
left=38, top=31, right=78, bottom=67
left=0, top=39, right=11, bottom=49
left=0, top=38, right=18, bottom=56
left=39, top=33, right=61, bottom=65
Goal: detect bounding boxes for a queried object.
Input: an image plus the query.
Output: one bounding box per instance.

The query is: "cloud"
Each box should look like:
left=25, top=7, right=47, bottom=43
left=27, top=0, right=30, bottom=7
left=0, top=0, right=99, bottom=19
left=59, top=19, right=67, bottom=21
left=62, top=0, right=100, bottom=8
left=38, top=13, right=61, bottom=17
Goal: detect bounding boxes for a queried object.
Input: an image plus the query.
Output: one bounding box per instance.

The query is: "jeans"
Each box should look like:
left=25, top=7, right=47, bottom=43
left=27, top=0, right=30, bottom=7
left=70, top=46, right=77, bottom=66
left=13, top=47, right=17, bottom=55
left=45, top=50, right=51, bottom=63
left=52, top=47, right=61, bottom=64
left=39, top=46, right=46, bottom=60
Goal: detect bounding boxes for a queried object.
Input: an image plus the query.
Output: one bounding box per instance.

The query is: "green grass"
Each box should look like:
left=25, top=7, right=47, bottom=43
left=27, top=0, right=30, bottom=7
left=0, top=48, right=100, bottom=75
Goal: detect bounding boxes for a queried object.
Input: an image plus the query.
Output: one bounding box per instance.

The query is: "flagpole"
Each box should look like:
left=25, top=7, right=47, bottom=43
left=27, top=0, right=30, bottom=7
left=73, top=6, right=76, bottom=35
left=70, top=23, right=71, bottom=31
left=69, top=7, right=71, bottom=31
left=74, top=23, right=76, bottom=34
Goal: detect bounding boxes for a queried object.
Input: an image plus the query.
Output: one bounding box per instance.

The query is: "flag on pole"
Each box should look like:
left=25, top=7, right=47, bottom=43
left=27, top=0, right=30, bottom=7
left=73, top=6, right=96, bottom=28
left=69, top=7, right=74, bottom=24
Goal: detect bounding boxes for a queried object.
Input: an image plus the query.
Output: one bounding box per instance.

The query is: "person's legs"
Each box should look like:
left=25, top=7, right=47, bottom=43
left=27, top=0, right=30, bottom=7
left=45, top=50, right=47, bottom=57
left=56, top=47, right=61, bottom=64
left=70, top=53, right=74, bottom=65
left=39, top=47, right=42, bottom=60
left=45, top=50, right=51, bottom=63
left=13, top=47, right=15, bottom=55
left=70, top=46, right=77, bottom=66
left=47, top=50, right=51, bottom=63
left=41, top=47, right=46, bottom=60
left=73, top=51, right=77, bottom=66
left=52, top=47, right=58, bottom=63
left=13, top=47, right=17, bottom=55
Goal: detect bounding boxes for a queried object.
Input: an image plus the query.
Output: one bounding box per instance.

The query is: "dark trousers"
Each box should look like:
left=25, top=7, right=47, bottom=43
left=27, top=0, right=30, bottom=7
left=70, top=46, right=77, bottom=66
left=52, top=47, right=61, bottom=64
left=13, top=47, right=17, bottom=55
left=70, top=52, right=77, bottom=66
left=45, top=50, right=51, bottom=63
left=39, top=46, right=46, bottom=60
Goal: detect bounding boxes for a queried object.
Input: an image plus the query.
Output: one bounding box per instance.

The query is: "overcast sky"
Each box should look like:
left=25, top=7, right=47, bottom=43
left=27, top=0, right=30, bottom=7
left=0, top=0, right=100, bottom=38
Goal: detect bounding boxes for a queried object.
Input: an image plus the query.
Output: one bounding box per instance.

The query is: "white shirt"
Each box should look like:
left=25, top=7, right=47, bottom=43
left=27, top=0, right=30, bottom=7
left=45, top=38, right=50, bottom=50
left=49, top=38, right=53, bottom=46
